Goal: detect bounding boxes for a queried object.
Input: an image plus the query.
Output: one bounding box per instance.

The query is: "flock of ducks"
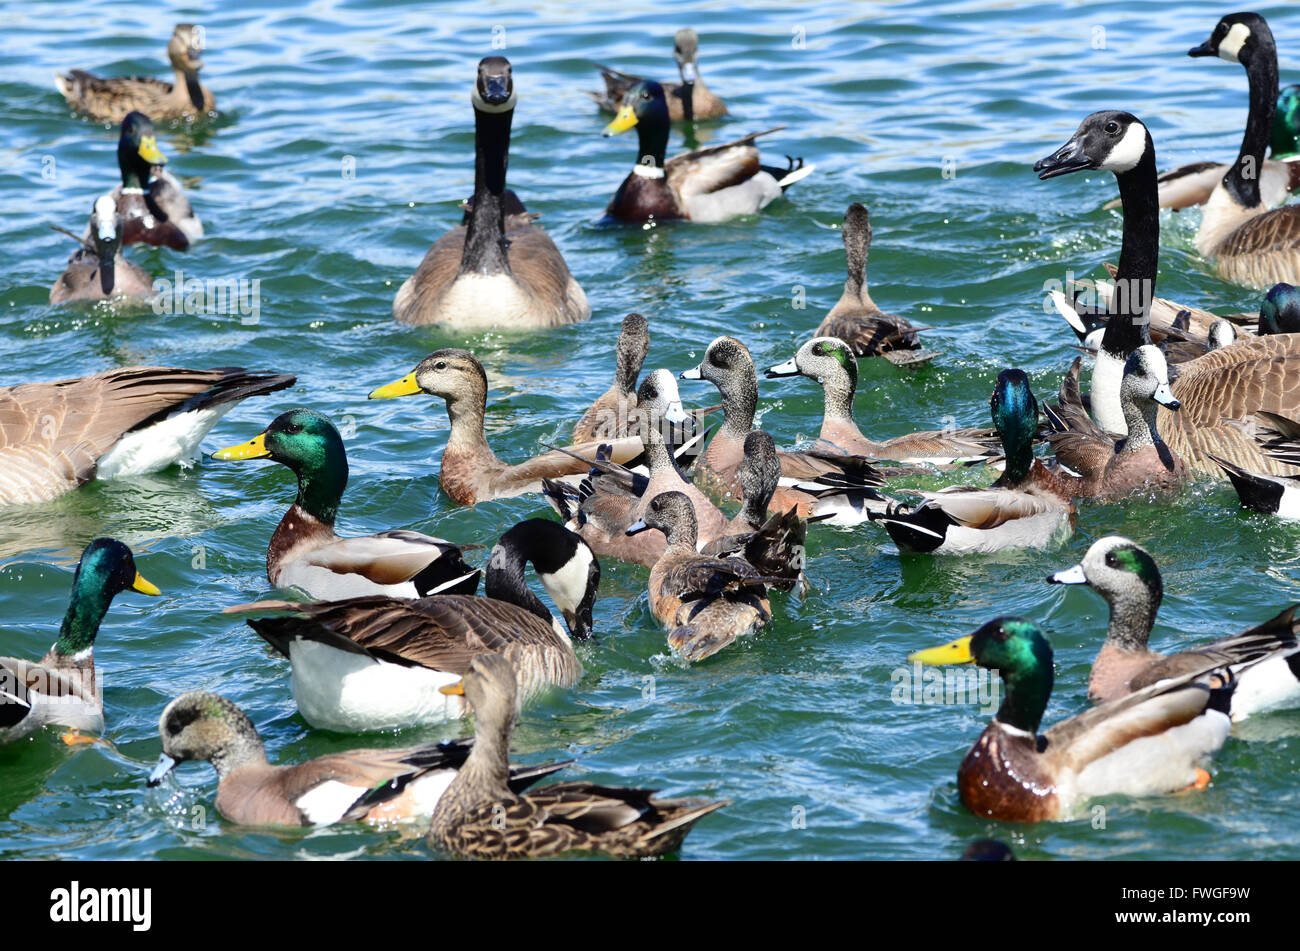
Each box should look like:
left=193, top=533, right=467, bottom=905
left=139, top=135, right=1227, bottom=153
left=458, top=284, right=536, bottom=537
left=10, top=13, right=1300, bottom=856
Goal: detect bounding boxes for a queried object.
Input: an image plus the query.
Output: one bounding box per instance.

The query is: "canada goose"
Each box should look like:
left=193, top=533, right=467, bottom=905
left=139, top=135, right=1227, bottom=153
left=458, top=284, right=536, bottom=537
left=602, top=81, right=811, bottom=223
left=869, top=370, right=1075, bottom=554
left=55, top=23, right=215, bottom=123
left=1213, top=412, right=1300, bottom=515
left=393, top=57, right=589, bottom=328
left=0, top=539, right=158, bottom=744
left=1037, top=110, right=1300, bottom=477
left=224, top=519, right=597, bottom=733
left=765, top=336, right=998, bottom=465
left=106, top=111, right=202, bottom=250
left=1187, top=14, right=1300, bottom=288
left=49, top=195, right=154, bottom=305
left=908, top=617, right=1239, bottom=822
left=146, top=692, right=569, bottom=826
left=211, top=409, right=479, bottom=600
left=429, top=654, right=726, bottom=858
left=1048, top=536, right=1300, bottom=722
left=589, top=28, right=727, bottom=122
left=0, top=365, right=295, bottom=506
left=367, top=348, right=650, bottom=506
left=815, top=204, right=935, bottom=365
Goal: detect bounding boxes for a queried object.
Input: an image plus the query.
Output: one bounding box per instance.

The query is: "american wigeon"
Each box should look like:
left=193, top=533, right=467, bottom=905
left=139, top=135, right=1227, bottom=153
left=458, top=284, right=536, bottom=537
left=589, top=28, right=727, bottom=122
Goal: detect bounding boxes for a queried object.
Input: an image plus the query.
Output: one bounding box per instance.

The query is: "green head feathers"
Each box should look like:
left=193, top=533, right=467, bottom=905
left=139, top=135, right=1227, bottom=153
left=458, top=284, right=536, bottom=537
left=54, top=538, right=157, bottom=657
left=990, top=369, right=1038, bottom=482
left=970, top=616, right=1054, bottom=734
left=1273, top=85, right=1300, bottom=157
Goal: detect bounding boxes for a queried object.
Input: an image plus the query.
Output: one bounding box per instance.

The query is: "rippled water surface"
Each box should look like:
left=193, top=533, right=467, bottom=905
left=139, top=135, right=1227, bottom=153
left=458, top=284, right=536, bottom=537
left=3, top=0, right=1300, bottom=860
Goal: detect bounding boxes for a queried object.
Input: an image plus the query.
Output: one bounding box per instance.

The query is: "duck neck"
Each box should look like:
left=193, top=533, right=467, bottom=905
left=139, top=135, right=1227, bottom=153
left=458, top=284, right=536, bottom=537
left=1104, top=582, right=1160, bottom=653
left=460, top=106, right=514, bottom=276
left=458, top=706, right=514, bottom=799
left=291, top=446, right=348, bottom=526
left=51, top=571, right=114, bottom=660
left=820, top=367, right=857, bottom=424
left=1119, top=391, right=1160, bottom=454
left=176, top=66, right=205, bottom=111
left=1228, top=31, right=1280, bottom=209
left=444, top=387, right=502, bottom=465
left=485, top=538, right=552, bottom=625
left=209, top=731, right=270, bottom=780
left=719, top=372, right=758, bottom=441
left=663, top=517, right=700, bottom=552
left=641, top=409, right=684, bottom=480
left=993, top=642, right=1053, bottom=735
left=635, top=119, right=670, bottom=170
left=118, top=146, right=149, bottom=191
left=614, top=347, right=641, bottom=397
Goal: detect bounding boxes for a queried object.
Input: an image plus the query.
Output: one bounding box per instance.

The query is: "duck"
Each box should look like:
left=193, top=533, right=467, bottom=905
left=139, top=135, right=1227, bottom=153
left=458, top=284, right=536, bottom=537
left=106, top=111, right=202, bottom=250
left=1186, top=14, right=1300, bottom=288
left=1036, top=109, right=1300, bottom=477
left=602, top=80, right=812, bottom=223
left=146, top=691, right=570, bottom=827
left=627, top=491, right=778, bottom=662
left=908, top=616, right=1240, bottom=822
left=572, top=314, right=650, bottom=443
left=1258, top=281, right=1300, bottom=334
left=49, top=195, right=155, bottom=305
left=589, top=28, right=726, bottom=122
left=393, top=57, right=589, bottom=328
left=0, top=538, right=159, bottom=744
left=814, top=203, right=935, bottom=365
left=867, top=369, right=1076, bottom=554
left=223, top=519, right=597, bottom=733
left=429, top=653, right=727, bottom=858
left=0, top=365, right=295, bottom=507
left=211, top=409, right=479, bottom=600
left=765, top=336, right=998, bottom=465
left=1048, top=535, right=1300, bottom=722
left=55, top=24, right=215, bottom=124
left=367, top=348, right=650, bottom=506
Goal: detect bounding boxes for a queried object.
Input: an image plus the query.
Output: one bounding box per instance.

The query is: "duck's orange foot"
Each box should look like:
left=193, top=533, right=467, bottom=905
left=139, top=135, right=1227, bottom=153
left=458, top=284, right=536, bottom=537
left=60, top=730, right=98, bottom=747
left=1185, top=768, right=1211, bottom=791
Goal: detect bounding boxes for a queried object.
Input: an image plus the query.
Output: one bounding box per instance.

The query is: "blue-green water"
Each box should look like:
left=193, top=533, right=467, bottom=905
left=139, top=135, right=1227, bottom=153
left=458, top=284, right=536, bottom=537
left=2, top=0, right=1300, bottom=860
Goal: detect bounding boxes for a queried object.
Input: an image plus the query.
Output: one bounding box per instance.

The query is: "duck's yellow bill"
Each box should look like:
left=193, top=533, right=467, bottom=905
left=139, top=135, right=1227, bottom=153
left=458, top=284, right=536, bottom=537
left=368, top=372, right=421, bottom=400
left=439, top=680, right=465, bottom=696
left=212, top=432, right=270, bottom=461
left=132, top=572, right=162, bottom=596
left=138, top=135, right=167, bottom=165
left=908, top=635, right=975, bottom=665
left=603, top=105, right=638, bottom=136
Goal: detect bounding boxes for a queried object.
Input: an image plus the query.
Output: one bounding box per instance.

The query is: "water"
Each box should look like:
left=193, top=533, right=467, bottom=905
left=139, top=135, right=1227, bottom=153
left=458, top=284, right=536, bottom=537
left=2, top=0, right=1299, bottom=860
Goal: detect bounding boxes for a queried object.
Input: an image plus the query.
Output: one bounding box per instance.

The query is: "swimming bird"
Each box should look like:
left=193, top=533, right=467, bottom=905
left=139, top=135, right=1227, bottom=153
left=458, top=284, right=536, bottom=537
left=589, top=28, right=726, bottom=122
left=211, top=409, right=478, bottom=600
left=0, top=539, right=158, bottom=744
left=1258, top=281, right=1300, bottom=334
left=393, top=57, right=589, bottom=328
left=105, top=111, right=202, bottom=250
left=146, top=691, right=569, bottom=826
left=55, top=24, right=214, bottom=123
left=428, top=653, right=726, bottom=858
left=50, top=195, right=154, bottom=305
left=602, top=80, right=811, bottom=223
left=572, top=314, right=651, bottom=443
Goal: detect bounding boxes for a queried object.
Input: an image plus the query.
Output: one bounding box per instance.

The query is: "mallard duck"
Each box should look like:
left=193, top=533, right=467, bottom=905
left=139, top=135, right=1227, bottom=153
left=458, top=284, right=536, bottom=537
left=1037, top=110, right=1300, bottom=477
left=0, top=538, right=158, bottom=744
left=224, top=519, right=596, bottom=733
left=106, top=111, right=202, bottom=250
left=868, top=370, right=1075, bottom=553
left=814, top=204, right=935, bottom=365
left=367, top=348, right=648, bottom=506
left=602, top=80, right=811, bottom=223
left=589, top=28, right=726, bottom=122
left=429, top=653, right=726, bottom=858
left=1048, top=536, right=1300, bottom=722
left=146, top=691, right=569, bottom=826
left=1258, top=281, right=1300, bottom=333
left=572, top=314, right=650, bottom=443
left=55, top=24, right=215, bottom=124
left=211, top=409, right=479, bottom=600
left=0, top=365, right=294, bottom=507
left=909, top=616, right=1244, bottom=822
left=765, top=336, right=998, bottom=465
left=393, top=57, right=589, bottom=328
left=627, top=491, right=777, bottom=662
left=50, top=195, right=154, bottom=305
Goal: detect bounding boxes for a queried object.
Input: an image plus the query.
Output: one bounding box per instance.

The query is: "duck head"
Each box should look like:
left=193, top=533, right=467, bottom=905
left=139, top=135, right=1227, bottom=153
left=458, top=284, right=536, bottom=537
left=117, top=111, right=167, bottom=189
left=149, top=692, right=264, bottom=786
left=604, top=80, right=671, bottom=168
left=626, top=490, right=699, bottom=548
left=989, top=368, right=1038, bottom=483
left=1259, top=282, right=1300, bottom=335
left=54, top=538, right=159, bottom=660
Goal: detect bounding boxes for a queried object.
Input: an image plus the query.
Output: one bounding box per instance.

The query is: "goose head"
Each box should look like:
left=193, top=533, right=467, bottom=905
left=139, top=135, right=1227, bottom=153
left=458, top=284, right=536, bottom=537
left=1189, top=12, right=1270, bottom=65
left=472, top=55, right=516, bottom=114
left=1035, top=111, right=1151, bottom=180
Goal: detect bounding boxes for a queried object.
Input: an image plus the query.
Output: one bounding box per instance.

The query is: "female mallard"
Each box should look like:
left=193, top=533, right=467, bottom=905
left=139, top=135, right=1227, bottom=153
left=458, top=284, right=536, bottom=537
left=50, top=195, right=154, bottom=305
left=909, top=616, right=1241, bottom=822
left=107, top=111, right=202, bottom=250
left=224, top=519, right=597, bottom=734
left=814, top=204, right=935, bottom=364
left=602, top=80, right=811, bottom=223
left=868, top=370, right=1075, bottom=553
left=211, top=409, right=479, bottom=600
left=393, top=57, right=589, bottom=328
left=765, top=336, right=998, bottom=466
left=0, top=365, right=294, bottom=507
left=146, top=691, right=568, bottom=826
left=55, top=24, right=215, bottom=124
left=367, top=348, right=647, bottom=506
left=1048, top=536, right=1300, bottom=722
left=0, top=538, right=159, bottom=744
left=429, top=653, right=726, bottom=858
left=589, top=28, right=727, bottom=122
left=627, top=491, right=778, bottom=662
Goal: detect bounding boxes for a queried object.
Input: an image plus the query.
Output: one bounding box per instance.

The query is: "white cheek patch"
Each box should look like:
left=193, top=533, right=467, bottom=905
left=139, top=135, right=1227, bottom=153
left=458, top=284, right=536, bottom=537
left=1101, top=122, right=1148, bottom=172
left=1220, top=23, right=1251, bottom=62
left=470, top=87, right=517, bottom=113
left=538, top=542, right=593, bottom=615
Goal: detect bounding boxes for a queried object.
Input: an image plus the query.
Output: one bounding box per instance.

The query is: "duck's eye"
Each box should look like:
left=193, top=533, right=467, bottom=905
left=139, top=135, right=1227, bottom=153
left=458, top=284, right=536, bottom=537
left=1105, top=552, right=1118, bottom=567
left=284, top=423, right=301, bottom=435
left=1104, top=121, right=1120, bottom=135
left=434, top=361, right=447, bottom=371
